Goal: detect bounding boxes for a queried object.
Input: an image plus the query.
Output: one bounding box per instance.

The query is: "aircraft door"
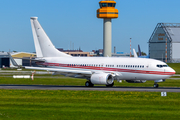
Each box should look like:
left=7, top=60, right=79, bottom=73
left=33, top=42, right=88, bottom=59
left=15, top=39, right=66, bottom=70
left=101, top=63, right=104, bottom=70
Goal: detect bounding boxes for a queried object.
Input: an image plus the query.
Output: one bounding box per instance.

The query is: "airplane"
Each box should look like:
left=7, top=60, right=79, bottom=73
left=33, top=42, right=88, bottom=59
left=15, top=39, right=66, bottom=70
left=21, top=17, right=175, bottom=88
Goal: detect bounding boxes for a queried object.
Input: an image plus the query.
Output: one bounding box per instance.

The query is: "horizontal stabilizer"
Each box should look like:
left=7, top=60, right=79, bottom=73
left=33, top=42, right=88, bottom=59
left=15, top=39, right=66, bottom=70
left=13, top=57, right=45, bottom=62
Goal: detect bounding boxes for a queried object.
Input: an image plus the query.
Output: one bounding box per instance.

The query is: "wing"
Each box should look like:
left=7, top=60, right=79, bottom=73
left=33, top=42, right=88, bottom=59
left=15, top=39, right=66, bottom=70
left=25, top=66, right=92, bottom=78
left=25, top=66, right=122, bottom=79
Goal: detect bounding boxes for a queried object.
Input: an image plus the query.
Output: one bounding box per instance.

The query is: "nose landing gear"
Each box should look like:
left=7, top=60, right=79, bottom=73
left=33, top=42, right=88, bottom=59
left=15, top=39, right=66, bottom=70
left=153, top=79, right=165, bottom=88
left=153, top=83, right=159, bottom=88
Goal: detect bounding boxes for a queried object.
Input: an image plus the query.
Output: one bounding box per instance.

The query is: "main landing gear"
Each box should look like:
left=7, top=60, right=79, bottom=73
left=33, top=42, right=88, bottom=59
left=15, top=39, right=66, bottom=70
left=85, top=81, right=114, bottom=87
left=85, top=81, right=94, bottom=87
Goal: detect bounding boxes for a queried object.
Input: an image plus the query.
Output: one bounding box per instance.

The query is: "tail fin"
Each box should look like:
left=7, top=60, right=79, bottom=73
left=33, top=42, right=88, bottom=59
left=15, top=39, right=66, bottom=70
left=133, top=49, right=138, bottom=58
left=138, top=45, right=142, bottom=57
left=30, top=17, right=71, bottom=58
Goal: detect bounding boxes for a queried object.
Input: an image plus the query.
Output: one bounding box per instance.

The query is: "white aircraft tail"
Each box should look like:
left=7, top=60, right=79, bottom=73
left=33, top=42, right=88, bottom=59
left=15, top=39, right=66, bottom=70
left=133, top=49, right=138, bottom=58
left=30, top=17, right=71, bottom=58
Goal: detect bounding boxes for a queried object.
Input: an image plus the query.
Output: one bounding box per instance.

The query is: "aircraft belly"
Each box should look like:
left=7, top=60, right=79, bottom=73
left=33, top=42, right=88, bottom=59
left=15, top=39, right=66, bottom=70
left=120, top=72, right=170, bottom=80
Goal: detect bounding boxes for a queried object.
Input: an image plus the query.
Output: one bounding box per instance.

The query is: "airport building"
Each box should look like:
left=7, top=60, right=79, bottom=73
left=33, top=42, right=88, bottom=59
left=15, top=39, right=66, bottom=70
left=0, top=52, right=37, bottom=68
left=0, top=52, right=10, bottom=68
left=58, top=49, right=92, bottom=57
left=11, top=52, right=37, bottom=66
left=149, top=23, right=180, bottom=63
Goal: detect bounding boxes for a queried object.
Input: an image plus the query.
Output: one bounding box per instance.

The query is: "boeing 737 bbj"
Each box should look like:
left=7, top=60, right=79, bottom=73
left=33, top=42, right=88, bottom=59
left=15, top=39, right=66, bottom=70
left=24, top=17, right=175, bottom=88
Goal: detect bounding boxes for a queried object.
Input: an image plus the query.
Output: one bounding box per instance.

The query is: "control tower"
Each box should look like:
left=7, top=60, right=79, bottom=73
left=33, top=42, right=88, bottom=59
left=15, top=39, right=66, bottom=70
left=97, top=0, right=118, bottom=57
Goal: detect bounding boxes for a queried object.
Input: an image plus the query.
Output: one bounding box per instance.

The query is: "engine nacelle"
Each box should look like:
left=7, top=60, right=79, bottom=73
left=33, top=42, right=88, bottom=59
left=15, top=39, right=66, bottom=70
left=90, top=73, right=114, bottom=85
left=126, top=80, right=146, bottom=83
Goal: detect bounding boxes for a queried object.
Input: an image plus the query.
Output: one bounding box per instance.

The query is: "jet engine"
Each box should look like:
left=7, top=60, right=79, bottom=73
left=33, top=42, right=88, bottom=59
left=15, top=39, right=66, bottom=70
left=90, top=73, right=114, bottom=85
left=126, top=80, right=146, bottom=83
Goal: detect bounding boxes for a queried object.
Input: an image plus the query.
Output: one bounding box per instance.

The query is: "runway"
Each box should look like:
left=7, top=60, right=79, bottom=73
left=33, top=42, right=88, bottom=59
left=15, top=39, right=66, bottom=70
left=0, top=85, right=180, bottom=92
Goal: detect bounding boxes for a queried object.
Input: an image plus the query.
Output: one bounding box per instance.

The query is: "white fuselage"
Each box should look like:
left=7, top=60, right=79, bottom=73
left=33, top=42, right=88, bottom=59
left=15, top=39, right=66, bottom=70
left=38, top=57, right=175, bottom=81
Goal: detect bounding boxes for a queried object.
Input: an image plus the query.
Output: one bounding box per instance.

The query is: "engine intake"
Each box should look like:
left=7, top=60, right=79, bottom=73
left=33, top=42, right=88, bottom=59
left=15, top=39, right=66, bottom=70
left=90, top=73, right=114, bottom=85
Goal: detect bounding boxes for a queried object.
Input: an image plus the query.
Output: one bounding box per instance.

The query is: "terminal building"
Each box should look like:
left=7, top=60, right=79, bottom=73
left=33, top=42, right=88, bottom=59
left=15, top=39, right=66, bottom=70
left=149, top=23, right=180, bottom=63
left=57, top=48, right=92, bottom=57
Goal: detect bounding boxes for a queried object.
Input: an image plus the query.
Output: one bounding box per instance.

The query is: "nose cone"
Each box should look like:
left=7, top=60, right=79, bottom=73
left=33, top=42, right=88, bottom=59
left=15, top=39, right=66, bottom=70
left=168, top=67, right=176, bottom=75
left=171, top=68, right=176, bottom=74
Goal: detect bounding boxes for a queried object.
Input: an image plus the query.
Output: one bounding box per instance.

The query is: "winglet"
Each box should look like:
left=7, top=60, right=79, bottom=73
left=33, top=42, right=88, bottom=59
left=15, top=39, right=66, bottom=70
left=133, top=49, right=138, bottom=58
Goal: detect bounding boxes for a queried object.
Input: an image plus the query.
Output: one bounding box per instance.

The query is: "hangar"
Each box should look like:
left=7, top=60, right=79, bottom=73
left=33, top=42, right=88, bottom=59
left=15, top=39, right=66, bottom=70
left=149, top=23, right=180, bottom=63
left=0, top=52, right=10, bottom=68
left=0, top=52, right=37, bottom=68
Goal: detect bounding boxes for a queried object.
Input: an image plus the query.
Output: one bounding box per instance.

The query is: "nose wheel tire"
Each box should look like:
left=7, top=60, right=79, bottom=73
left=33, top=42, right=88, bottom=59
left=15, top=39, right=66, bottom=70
left=154, top=84, right=159, bottom=88
left=85, top=81, right=94, bottom=87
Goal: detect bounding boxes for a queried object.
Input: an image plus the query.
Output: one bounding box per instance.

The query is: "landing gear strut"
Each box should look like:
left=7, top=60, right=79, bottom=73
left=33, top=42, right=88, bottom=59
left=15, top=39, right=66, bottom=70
left=85, top=81, right=94, bottom=87
left=154, top=83, right=159, bottom=88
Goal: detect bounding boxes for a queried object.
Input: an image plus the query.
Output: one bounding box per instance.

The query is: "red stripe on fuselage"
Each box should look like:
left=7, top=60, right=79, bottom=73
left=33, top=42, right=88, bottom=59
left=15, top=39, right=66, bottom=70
left=37, top=62, right=175, bottom=76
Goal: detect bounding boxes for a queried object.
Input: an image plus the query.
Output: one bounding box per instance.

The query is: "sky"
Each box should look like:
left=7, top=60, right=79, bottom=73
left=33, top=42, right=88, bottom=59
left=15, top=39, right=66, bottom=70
left=0, top=0, right=180, bottom=54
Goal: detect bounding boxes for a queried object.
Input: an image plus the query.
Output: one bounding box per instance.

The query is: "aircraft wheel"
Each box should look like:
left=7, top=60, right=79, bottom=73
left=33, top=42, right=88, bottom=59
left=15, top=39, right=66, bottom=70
left=85, top=81, right=94, bottom=87
left=106, top=82, right=114, bottom=87
left=153, top=84, right=159, bottom=88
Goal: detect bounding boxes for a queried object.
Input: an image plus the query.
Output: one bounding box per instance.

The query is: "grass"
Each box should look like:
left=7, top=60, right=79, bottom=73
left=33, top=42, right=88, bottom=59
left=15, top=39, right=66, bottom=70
left=0, top=64, right=180, bottom=119
left=168, top=63, right=180, bottom=74
left=0, top=90, right=180, bottom=120
left=0, top=76, right=180, bottom=87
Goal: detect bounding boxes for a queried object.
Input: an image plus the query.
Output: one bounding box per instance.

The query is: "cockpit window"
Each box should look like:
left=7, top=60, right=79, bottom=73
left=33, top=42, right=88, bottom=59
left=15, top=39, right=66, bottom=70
left=163, top=65, right=168, bottom=67
left=157, top=64, right=168, bottom=68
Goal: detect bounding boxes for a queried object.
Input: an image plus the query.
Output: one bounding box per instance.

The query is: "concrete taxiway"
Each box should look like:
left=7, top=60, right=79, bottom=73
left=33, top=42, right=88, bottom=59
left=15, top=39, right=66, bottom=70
left=0, top=85, right=180, bottom=92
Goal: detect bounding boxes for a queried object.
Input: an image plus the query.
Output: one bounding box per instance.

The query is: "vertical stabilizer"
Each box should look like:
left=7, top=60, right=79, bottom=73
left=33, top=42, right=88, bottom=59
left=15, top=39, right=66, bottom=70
left=133, top=49, right=138, bottom=58
left=30, top=17, right=71, bottom=57
left=138, top=45, right=142, bottom=57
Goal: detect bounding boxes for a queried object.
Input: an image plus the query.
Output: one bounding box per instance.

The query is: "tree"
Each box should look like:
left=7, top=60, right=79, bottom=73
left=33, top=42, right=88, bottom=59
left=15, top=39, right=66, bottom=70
left=137, top=52, right=147, bottom=56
